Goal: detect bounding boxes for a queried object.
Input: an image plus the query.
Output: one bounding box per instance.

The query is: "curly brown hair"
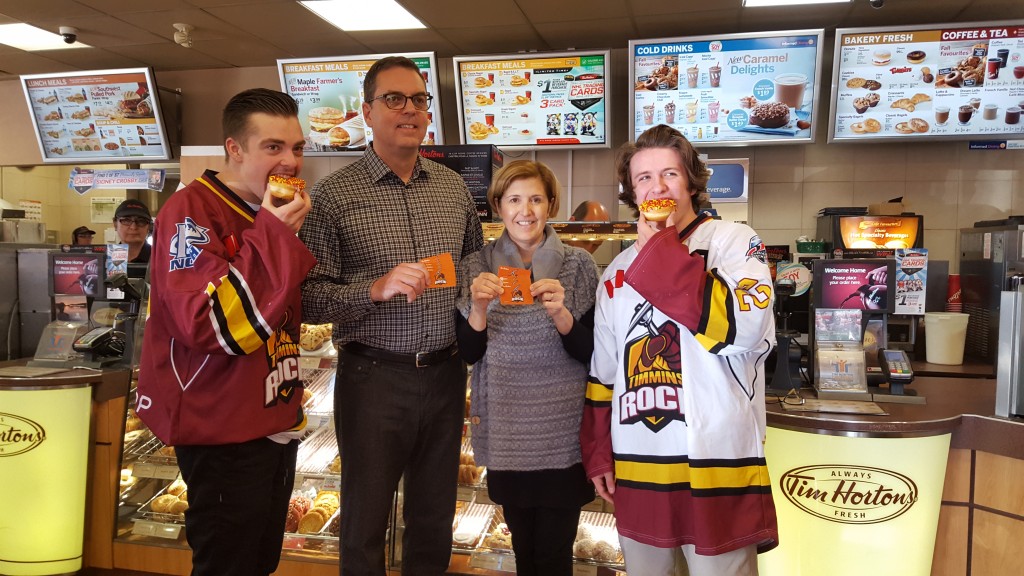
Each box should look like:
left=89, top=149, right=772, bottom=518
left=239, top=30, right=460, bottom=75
left=615, top=124, right=710, bottom=216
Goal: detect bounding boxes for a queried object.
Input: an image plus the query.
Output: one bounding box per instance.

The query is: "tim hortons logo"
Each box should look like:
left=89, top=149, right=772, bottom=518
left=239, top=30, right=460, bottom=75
left=779, top=465, right=918, bottom=524
left=0, top=412, right=47, bottom=457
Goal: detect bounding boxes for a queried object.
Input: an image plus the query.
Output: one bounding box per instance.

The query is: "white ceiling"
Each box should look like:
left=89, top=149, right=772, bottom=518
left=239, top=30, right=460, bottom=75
left=0, top=0, right=1021, bottom=81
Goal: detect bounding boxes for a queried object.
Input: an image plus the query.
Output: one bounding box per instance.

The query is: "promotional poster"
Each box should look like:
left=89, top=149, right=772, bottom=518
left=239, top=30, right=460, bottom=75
left=630, top=31, right=823, bottom=145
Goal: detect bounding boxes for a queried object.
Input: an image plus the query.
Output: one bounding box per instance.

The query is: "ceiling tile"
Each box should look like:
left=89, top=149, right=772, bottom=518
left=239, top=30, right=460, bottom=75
left=736, top=6, right=850, bottom=33
left=186, top=37, right=294, bottom=67
left=29, top=15, right=168, bottom=46
left=76, top=0, right=194, bottom=14
left=440, top=25, right=548, bottom=55
left=32, top=47, right=146, bottom=70
left=402, top=0, right=528, bottom=29
left=346, top=29, right=461, bottom=57
left=0, top=51, right=80, bottom=75
left=534, top=20, right=635, bottom=51
left=204, top=2, right=369, bottom=55
left=116, top=8, right=252, bottom=41
left=104, top=43, right=232, bottom=70
left=0, top=0, right=101, bottom=21
left=634, top=10, right=741, bottom=39
left=515, top=0, right=631, bottom=23
left=631, top=0, right=743, bottom=17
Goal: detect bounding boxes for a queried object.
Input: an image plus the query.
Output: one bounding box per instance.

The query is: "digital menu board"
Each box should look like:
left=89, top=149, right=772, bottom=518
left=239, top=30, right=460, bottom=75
left=829, top=21, right=1024, bottom=143
left=20, top=68, right=172, bottom=164
left=629, top=30, right=824, bottom=146
left=277, top=52, right=442, bottom=155
left=453, top=51, right=610, bottom=149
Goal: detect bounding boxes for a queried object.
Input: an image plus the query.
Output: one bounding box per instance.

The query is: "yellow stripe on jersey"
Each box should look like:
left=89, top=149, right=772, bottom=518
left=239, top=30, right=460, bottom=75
left=616, top=459, right=771, bottom=489
left=197, top=176, right=255, bottom=223
left=205, top=274, right=267, bottom=355
left=586, top=378, right=614, bottom=403
left=696, top=274, right=733, bottom=352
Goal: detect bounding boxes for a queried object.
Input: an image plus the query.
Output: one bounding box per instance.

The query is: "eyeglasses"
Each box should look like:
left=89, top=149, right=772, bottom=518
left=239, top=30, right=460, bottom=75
left=370, top=92, right=433, bottom=111
left=117, top=217, right=151, bottom=228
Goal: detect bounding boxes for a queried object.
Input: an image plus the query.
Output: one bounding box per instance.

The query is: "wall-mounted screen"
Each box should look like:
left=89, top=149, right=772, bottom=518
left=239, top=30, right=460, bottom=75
left=829, top=20, right=1024, bottom=143
left=629, top=30, right=824, bottom=146
left=453, top=50, right=610, bottom=150
left=277, top=52, right=442, bottom=155
left=20, top=68, right=172, bottom=164
left=812, top=259, right=896, bottom=313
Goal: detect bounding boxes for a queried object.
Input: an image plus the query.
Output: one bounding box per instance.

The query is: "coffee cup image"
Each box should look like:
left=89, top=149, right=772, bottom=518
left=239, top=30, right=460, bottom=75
left=775, top=73, right=808, bottom=110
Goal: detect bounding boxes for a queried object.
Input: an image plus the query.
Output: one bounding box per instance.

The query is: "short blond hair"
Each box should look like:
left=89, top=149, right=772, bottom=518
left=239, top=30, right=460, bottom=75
left=487, top=160, right=561, bottom=218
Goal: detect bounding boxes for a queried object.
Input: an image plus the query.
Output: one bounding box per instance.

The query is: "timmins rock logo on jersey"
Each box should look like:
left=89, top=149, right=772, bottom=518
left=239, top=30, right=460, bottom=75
left=621, top=302, right=685, bottom=433
left=264, top=313, right=301, bottom=408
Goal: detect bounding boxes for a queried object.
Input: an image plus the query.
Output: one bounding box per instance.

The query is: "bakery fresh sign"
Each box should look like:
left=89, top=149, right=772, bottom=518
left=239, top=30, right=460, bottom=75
left=779, top=464, right=918, bottom=524
left=0, top=412, right=47, bottom=456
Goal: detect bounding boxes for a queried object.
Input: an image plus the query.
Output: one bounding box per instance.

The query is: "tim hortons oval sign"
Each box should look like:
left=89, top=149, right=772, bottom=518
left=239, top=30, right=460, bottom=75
left=0, top=412, right=47, bottom=457
left=779, top=464, right=918, bottom=524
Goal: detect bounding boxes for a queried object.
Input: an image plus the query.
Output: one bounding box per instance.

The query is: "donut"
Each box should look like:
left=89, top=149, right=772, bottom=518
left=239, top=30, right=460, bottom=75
left=169, top=499, right=189, bottom=515
left=906, top=50, right=926, bottom=64
left=644, top=77, right=657, bottom=90
left=151, top=494, right=179, bottom=514
left=307, top=106, right=344, bottom=132
left=285, top=507, right=302, bottom=533
left=639, top=198, right=677, bottom=222
left=120, top=469, right=136, bottom=489
left=749, top=102, right=790, bottom=128
left=267, top=175, right=305, bottom=202
left=944, top=70, right=962, bottom=87
left=166, top=477, right=187, bottom=496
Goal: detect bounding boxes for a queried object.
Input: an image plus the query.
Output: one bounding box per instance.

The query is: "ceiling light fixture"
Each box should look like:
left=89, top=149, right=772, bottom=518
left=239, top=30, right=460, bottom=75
left=743, top=0, right=849, bottom=6
left=299, top=0, right=425, bottom=32
left=0, top=23, right=89, bottom=51
left=173, top=23, right=194, bottom=48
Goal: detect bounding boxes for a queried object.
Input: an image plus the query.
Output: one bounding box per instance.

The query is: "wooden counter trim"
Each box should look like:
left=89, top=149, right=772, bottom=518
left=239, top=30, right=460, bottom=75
left=952, top=415, right=1024, bottom=461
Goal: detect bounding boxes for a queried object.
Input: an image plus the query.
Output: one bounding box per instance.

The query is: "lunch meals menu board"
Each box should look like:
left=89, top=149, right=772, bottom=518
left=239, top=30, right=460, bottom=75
left=830, top=21, right=1024, bottom=142
left=630, top=30, right=824, bottom=146
left=454, top=51, right=610, bottom=149
left=21, top=68, right=171, bottom=163
left=277, top=52, right=442, bottom=154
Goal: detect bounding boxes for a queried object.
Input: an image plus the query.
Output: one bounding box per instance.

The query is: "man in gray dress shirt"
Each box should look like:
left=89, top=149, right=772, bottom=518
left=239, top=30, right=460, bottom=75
left=300, top=56, right=483, bottom=575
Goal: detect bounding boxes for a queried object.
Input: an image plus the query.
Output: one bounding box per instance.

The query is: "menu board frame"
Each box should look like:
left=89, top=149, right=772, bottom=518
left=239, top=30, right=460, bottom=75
left=277, top=52, right=443, bottom=156
left=452, top=50, right=612, bottom=150
left=828, top=20, right=1024, bottom=143
left=20, top=67, right=173, bottom=164
left=629, top=29, right=825, bottom=147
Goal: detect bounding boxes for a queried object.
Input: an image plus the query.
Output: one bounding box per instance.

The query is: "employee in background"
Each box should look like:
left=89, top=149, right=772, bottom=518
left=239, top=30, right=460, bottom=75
left=135, top=88, right=314, bottom=576
left=457, top=160, right=598, bottom=574
left=113, top=199, right=152, bottom=263
left=300, top=55, right=483, bottom=575
left=71, top=225, right=95, bottom=245
left=582, top=125, right=778, bottom=575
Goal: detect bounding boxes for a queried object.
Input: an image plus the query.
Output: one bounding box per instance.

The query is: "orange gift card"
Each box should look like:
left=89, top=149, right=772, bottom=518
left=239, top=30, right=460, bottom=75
left=421, top=252, right=456, bottom=289
left=499, top=266, right=533, bottom=305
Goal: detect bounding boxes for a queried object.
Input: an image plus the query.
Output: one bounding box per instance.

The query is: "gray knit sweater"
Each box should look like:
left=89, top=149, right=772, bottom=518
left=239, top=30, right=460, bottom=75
left=456, top=233, right=599, bottom=471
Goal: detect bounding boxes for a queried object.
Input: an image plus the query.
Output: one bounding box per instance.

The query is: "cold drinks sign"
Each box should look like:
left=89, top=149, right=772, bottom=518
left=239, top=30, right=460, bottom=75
left=629, top=30, right=824, bottom=146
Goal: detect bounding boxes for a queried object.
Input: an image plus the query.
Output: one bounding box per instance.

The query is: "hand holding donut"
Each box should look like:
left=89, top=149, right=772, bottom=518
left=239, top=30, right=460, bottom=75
left=262, top=176, right=311, bottom=234
left=635, top=198, right=677, bottom=252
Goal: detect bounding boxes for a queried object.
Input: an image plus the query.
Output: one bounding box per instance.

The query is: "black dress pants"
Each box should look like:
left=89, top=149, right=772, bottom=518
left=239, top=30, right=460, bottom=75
left=175, top=437, right=297, bottom=576
left=336, top=350, right=465, bottom=576
left=501, top=505, right=582, bottom=576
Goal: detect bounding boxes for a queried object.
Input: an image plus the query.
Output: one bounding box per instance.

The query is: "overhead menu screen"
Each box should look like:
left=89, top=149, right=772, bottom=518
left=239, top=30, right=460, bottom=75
left=20, top=68, right=172, bottom=163
left=629, top=30, right=824, bottom=146
left=829, top=21, right=1024, bottom=142
left=454, top=51, right=610, bottom=150
left=278, top=52, right=443, bottom=155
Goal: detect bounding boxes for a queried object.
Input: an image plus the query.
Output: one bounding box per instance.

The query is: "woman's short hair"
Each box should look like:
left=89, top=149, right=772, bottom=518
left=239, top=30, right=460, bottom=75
left=488, top=160, right=561, bottom=218
left=615, top=124, right=711, bottom=215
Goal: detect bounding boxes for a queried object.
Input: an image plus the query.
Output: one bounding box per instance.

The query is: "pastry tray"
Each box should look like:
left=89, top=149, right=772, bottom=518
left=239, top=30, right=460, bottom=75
left=452, top=502, right=494, bottom=550
left=296, top=425, right=339, bottom=475
left=572, top=511, right=624, bottom=566
left=479, top=507, right=513, bottom=553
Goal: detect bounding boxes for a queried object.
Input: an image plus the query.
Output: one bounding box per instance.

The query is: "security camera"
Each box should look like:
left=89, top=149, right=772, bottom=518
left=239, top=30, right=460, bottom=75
left=869, top=0, right=884, bottom=8
left=173, top=23, right=194, bottom=48
left=59, top=26, right=78, bottom=44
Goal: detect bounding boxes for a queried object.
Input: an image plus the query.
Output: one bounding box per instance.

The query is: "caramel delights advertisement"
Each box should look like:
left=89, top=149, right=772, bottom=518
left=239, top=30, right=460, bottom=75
left=830, top=21, right=1024, bottom=142
left=454, top=51, right=609, bottom=149
left=629, top=30, right=824, bottom=146
left=277, top=53, right=442, bottom=155
left=20, top=68, right=170, bottom=163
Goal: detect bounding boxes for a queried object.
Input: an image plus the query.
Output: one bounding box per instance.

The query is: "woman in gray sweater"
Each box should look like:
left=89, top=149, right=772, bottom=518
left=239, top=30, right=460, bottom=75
left=456, top=160, right=599, bottom=575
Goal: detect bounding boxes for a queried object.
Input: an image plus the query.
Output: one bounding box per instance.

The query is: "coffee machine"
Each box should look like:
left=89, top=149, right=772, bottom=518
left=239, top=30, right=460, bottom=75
left=960, top=219, right=1024, bottom=362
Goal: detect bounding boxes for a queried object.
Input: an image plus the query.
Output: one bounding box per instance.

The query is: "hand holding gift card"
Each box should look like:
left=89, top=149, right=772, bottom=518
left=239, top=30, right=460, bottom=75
left=498, top=266, right=533, bottom=305
left=421, top=252, right=457, bottom=288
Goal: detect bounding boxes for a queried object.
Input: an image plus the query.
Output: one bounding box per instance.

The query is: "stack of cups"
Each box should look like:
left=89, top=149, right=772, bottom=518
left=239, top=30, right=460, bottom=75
left=946, top=274, right=962, bottom=312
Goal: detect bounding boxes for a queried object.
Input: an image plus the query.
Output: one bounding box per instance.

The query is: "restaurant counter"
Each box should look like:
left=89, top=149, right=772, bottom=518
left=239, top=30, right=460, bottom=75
left=762, top=376, right=1022, bottom=576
